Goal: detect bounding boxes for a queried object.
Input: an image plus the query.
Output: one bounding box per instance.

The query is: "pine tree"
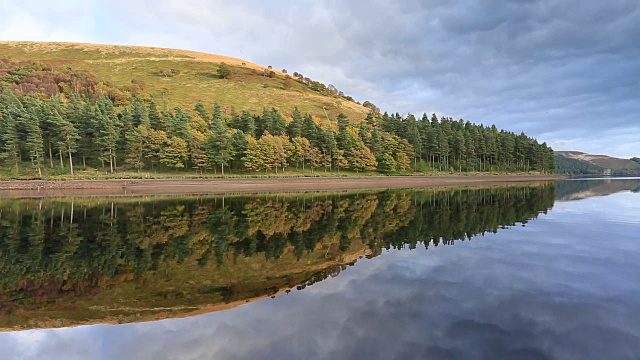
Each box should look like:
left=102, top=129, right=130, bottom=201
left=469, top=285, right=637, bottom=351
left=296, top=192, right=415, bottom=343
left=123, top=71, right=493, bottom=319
left=287, top=107, right=304, bottom=138
left=95, top=98, right=121, bottom=173
left=336, top=113, right=350, bottom=151
left=145, top=129, right=169, bottom=170
left=23, top=109, right=44, bottom=176
left=53, top=108, right=80, bottom=175
left=302, top=114, right=319, bottom=145
left=230, top=130, right=249, bottom=168
left=0, top=106, right=21, bottom=173
left=405, top=113, right=420, bottom=168
left=194, top=101, right=209, bottom=123
left=148, top=99, right=164, bottom=131
left=370, top=128, right=384, bottom=160
left=212, top=102, right=223, bottom=129
left=268, top=108, right=287, bottom=136
left=132, top=96, right=150, bottom=127
left=241, top=111, right=256, bottom=138
left=125, top=127, right=146, bottom=172
left=66, top=93, right=94, bottom=168
left=170, top=107, right=192, bottom=140
left=206, top=107, right=234, bottom=175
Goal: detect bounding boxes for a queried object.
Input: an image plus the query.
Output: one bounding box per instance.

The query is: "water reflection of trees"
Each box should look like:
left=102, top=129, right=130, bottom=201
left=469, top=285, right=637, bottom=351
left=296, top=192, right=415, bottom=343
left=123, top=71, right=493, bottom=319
left=1, top=186, right=554, bottom=291
left=0, top=185, right=554, bottom=326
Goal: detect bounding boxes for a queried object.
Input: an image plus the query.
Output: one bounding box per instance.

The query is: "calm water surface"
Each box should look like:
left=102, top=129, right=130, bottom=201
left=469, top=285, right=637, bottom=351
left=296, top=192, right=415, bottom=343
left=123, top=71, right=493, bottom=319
left=0, top=179, right=639, bottom=359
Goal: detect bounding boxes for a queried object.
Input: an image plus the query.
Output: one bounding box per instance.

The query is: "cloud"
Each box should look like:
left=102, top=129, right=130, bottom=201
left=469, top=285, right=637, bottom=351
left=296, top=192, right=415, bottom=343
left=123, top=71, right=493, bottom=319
left=0, top=0, right=638, bottom=157
left=0, top=0, right=96, bottom=42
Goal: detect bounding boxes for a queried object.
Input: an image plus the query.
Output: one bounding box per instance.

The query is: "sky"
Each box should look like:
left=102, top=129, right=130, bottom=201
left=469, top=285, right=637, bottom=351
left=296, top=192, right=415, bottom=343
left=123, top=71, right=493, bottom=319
left=0, top=0, right=638, bottom=157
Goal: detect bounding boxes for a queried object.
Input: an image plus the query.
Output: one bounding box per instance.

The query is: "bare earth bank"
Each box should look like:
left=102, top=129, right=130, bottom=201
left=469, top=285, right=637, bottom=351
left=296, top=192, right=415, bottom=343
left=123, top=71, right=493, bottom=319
left=0, top=175, right=564, bottom=198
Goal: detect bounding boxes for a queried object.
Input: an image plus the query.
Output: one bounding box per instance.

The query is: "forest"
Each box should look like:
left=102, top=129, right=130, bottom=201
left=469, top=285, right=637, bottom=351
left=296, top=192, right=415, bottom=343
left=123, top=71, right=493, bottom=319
left=0, top=185, right=555, bottom=328
left=0, top=55, right=555, bottom=177
left=554, top=153, right=605, bottom=175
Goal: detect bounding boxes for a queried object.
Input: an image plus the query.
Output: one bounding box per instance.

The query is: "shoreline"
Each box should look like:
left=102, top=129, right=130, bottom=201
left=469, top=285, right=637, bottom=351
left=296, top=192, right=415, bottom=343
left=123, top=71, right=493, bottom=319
left=0, top=175, right=564, bottom=198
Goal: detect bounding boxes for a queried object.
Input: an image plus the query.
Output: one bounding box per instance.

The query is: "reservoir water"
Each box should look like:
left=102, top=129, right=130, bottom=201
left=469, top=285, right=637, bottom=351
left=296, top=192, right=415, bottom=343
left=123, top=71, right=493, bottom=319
left=0, top=179, right=639, bottom=359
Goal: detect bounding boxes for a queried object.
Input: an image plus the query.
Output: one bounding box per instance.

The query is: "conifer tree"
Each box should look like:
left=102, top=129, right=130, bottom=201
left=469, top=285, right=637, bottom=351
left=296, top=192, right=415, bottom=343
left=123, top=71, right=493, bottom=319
left=52, top=108, right=80, bottom=175
left=230, top=130, right=249, bottom=168
left=132, top=96, right=150, bottom=128
left=336, top=113, right=350, bottom=151
left=125, top=127, right=146, bottom=172
left=148, top=99, right=164, bottom=131
left=241, top=111, right=256, bottom=138
left=287, top=107, right=304, bottom=138
left=194, top=101, right=209, bottom=123
left=206, top=107, right=234, bottom=175
left=95, top=98, right=121, bottom=173
left=302, top=114, right=319, bottom=145
left=23, top=109, right=44, bottom=176
left=0, top=106, right=20, bottom=173
left=170, top=107, right=192, bottom=140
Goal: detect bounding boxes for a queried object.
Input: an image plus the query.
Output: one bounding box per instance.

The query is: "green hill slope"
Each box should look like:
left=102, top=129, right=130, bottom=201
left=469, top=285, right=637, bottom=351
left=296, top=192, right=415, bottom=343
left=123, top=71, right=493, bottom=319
left=0, top=41, right=368, bottom=122
left=556, top=151, right=640, bottom=176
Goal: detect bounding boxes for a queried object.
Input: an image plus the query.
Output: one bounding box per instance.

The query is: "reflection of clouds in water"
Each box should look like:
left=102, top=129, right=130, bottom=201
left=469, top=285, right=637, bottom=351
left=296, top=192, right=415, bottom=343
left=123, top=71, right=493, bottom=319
left=2, top=196, right=640, bottom=360
left=553, top=192, right=640, bottom=225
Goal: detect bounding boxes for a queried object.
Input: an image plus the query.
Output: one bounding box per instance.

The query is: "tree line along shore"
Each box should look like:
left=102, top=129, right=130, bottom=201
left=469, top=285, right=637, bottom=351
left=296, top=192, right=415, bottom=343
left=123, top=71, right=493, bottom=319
left=0, top=91, right=555, bottom=179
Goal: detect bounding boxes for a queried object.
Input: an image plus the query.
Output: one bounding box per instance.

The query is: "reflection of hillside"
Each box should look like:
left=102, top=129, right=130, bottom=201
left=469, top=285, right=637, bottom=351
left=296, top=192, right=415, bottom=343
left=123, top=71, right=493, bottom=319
left=0, top=185, right=555, bottom=331
left=556, top=179, right=640, bottom=201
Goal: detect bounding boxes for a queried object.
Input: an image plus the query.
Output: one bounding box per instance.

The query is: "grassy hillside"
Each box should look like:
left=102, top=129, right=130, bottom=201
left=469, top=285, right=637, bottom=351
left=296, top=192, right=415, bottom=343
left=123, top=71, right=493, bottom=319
left=556, top=151, right=640, bottom=176
left=0, top=41, right=369, bottom=122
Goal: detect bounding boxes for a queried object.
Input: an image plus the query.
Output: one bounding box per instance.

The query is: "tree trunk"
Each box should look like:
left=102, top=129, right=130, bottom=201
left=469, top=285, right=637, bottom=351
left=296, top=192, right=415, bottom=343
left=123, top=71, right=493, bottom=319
left=48, top=142, right=54, bottom=168
left=68, top=146, right=74, bottom=176
left=221, top=163, right=224, bottom=176
left=109, top=148, right=114, bottom=174
left=59, top=150, right=64, bottom=169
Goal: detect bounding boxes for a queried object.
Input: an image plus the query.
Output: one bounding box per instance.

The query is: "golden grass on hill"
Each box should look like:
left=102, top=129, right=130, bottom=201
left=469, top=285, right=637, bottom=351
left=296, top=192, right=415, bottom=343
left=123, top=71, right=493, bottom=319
left=0, top=41, right=370, bottom=122
left=556, top=151, right=640, bottom=171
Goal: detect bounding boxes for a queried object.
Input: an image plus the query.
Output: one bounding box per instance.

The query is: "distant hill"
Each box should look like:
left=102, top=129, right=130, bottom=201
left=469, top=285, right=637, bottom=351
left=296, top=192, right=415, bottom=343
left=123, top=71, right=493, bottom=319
left=0, top=41, right=369, bottom=123
left=555, top=151, right=640, bottom=176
